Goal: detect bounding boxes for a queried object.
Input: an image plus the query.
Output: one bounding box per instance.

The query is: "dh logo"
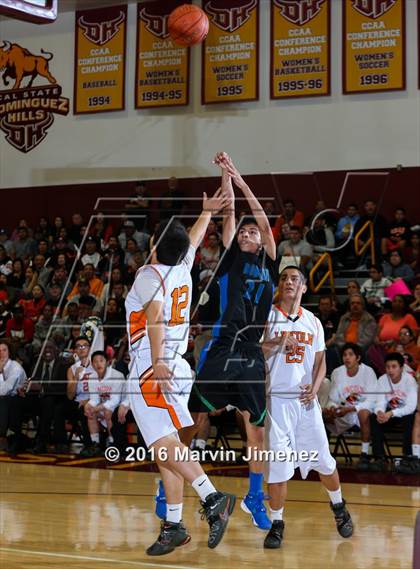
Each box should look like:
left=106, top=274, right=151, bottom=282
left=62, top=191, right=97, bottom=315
left=78, top=11, right=125, bottom=46
left=273, top=0, right=325, bottom=26
left=205, top=0, right=257, bottom=33
left=138, top=7, right=169, bottom=39
left=351, top=0, right=397, bottom=19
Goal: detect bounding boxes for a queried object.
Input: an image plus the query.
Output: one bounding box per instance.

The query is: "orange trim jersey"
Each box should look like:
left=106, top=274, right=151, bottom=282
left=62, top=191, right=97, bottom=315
left=264, top=305, right=325, bottom=399
left=125, top=245, right=195, bottom=358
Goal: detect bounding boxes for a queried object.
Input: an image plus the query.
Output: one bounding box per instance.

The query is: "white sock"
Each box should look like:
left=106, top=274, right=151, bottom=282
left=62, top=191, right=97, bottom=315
left=166, top=503, right=183, bottom=524
left=361, top=442, right=370, bottom=454
left=412, top=444, right=420, bottom=458
left=195, top=439, right=206, bottom=450
left=270, top=507, right=284, bottom=521
left=91, top=433, right=100, bottom=444
left=191, top=474, right=217, bottom=501
left=327, top=487, right=343, bottom=505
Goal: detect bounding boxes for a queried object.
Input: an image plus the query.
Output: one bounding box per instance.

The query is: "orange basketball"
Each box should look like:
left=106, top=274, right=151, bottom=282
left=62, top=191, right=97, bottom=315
left=168, top=4, right=209, bottom=47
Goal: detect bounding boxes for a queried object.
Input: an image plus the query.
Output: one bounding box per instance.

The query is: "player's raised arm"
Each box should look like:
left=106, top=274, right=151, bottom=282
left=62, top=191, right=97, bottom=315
left=214, top=152, right=235, bottom=248
left=218, top=153, right=276, bottom=261
left=188, top=188, right=230, bottom=249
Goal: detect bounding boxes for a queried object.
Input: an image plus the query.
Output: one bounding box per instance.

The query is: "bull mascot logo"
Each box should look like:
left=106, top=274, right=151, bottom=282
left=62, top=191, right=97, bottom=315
left=138, top=7, right=169, bottom=39
left=78, top=11, right=125, bottom=46
left=204, top=0, right=257, bottom=33
left=273, top=0, right=325, bottom=26
left=0, top=40, right=56, bottom=90
left=0, top=40, right=69, bottom=153
left=351, top=0, right=397, bottom=19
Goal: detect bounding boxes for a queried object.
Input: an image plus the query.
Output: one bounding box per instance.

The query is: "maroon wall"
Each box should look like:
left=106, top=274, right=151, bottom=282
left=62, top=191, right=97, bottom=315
left=2, top=166, right=419, bottom=232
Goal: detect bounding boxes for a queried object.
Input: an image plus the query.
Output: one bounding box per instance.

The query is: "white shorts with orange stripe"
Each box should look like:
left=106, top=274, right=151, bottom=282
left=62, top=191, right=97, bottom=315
left=128, top=350, right=194, bottom=447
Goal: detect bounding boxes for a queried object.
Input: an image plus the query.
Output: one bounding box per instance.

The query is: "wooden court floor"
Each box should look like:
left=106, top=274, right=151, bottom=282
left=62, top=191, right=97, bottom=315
left=1, top=462, right=418, bottom=569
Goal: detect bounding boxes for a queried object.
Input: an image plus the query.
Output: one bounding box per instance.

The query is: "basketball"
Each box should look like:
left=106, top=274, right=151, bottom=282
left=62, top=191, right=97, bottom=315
left=168, top=4, right=209, bottom=47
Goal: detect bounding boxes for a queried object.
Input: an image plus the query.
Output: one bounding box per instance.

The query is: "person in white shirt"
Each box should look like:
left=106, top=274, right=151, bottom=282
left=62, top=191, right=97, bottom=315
left=369, top=352, right=418, bottom=471
left=360, top=264, right=392, bottom=312
left=0, top=340, right=26, bottom=449
left=261, top=266, right=353, bottom=550
left=81, top=237, right=102, bottom=268
left=324, top=342, right=377, bottom=469
left=85, top=351, right=125, bottom=451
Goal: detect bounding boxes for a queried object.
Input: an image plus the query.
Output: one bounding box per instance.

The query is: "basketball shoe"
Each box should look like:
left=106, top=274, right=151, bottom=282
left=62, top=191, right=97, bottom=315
left=263, top=520, right=285, bottom=549
left=241, top=492, right=271, bottom=529
left=330, top=500, right=353, bottom=538
left=199, top=491, right=236, bottom=548
left=146, top=521, right=191, bottom=556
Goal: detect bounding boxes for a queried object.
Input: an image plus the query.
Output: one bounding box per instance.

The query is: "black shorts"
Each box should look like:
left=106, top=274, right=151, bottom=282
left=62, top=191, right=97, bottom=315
left=189, top=340, right=266, bottom=427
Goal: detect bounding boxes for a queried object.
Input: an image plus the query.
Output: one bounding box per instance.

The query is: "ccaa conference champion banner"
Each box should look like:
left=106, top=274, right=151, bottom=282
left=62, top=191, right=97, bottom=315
left=270, top=0, right=330, bottom=99
left=74, top=4, right=127, bottom=114
left=202, top=0, right=259, bottom=104
left=135, top=0, right=190, bottom=109
left=343, top=0, right=406, bottom=94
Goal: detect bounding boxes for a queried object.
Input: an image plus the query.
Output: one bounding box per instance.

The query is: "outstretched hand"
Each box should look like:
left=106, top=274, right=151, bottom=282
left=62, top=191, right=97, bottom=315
left=203, top=187, right=231, bottom=215
left=213, top=152, right=244, bottom=187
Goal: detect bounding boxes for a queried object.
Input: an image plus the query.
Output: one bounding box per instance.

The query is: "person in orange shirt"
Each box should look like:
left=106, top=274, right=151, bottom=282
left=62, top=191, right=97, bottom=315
left=272, top=199, right=305, bottom=244
left=334, top=294, right=377, bottom=351
left=377, top=295, right=418, bottom=345
left=393, top=326, right=420, bottom=371
left=68, top=263, right=104, bottom=300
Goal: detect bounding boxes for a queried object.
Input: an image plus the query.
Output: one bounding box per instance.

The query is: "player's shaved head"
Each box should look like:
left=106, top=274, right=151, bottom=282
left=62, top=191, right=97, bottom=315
left=279, top=265, right=306, bottom=284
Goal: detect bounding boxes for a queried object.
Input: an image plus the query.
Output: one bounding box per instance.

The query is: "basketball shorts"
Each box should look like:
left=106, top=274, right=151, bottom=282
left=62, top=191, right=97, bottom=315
left=128, top=350, right=194, bottom=448
left=265, top=397, right=336, bottom=483
left=189, top=340, right=266, bottom=427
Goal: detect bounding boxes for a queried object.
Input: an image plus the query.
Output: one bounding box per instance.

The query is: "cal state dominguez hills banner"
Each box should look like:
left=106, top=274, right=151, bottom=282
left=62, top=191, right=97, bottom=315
left=343, top=0, right=405, bottom=93
left=135, top=0, right=190, bottom=109
left=202, top=0, right=259, bottom=104
left=74, top=4, right=127, bottom=114
left=270, top=0, right=330, bottom=99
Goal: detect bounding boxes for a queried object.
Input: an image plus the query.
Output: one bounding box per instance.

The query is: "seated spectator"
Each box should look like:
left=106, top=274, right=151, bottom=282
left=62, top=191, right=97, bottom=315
left=272, top=198, right=305, bottom=243
left=0, top=274, right=11, bottom=306
left=403, top=232, right=420, bottom=275
left=0, top=245, right=12, bottom=278
left=354, top=199, right=388, bottom=261
left=66, top=278, right=102, bottom=315
left=103, top=298, right=125, bottom=348
left=118, top=220, right=149, bottom=252
left=305, top=215, right=335, bottom=253
left=26, top=341, right=72, bottom=453
left=124, top=238, right=139, bottom=266
left=110, top=282, right=127, bottom=316
left=382, top=250, right=415, bottom=286
left=277, top=225, right=313, bottom=270
left=159, top=176, right=186, bottom=221
left=34, top=216, right=53, bottom=242
left=18, top=284, right=46, bottom=321
left=126, top=251, right=145, bottom=278
left=201, top=219, right=222, bottom=248
left=49, top=236, right=75, bottom=268
left=381, top=207, right=411, bottom=256
left=22, top=263, right=38, bottom=296
left=100, top=268, right=126, bottom=305
left=51, top=216, right=65, bottom=241
left=200, top=232, right=221, bottom=272
left=32, top=303, right=61, bottom=352
left=91, top=211, right=114, bottom=245
left=36, top=239, right=51, bottom=261
left=0, top=228, right=14, bottom=257
left=0, top=301, right=11, bottom=337
left=324, top=343, right=377, bottom=470
left=335, top=204, right=360, bottom=242
left=54, top=252, right=71, bottom=274
left=360, top=264, right=392, bottom=312
left=125, top=180, right=150, bottom=230
left=394, top=326, right=420, bottom=371
left=335, top=294, right=377, bottom=351
left=369, top=352, right=417, bottom=471
left=6, top=305, right=34, bottom=346
left=264, top=201, right=276, bottom=227
left=81, top=236, right=102, bottom=268
left=84, top=350, right=126, bottom=455
left=68, top=264, right=104, bottom=300
left=13, top=225, right=37, bottom=260
left=409, top=283, right=420, bottom=316
left=0, top=340, right=27, bottom=451
left=45, top=283, right=63, bottom=311
left=32, top=254, right=52, bottom=289
left=377, top=295, right=418, bottom=345
left=315, top=295, right=340, bottom=375
left=7, top=259, right=25, bottom=289
left=68, top=213, right=84, bottom=247
left=339, top=280, right=361, bottom=314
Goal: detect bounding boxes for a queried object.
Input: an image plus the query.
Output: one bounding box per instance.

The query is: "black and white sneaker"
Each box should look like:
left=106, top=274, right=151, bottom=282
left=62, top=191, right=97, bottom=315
left=394, top=455, right=420, bottom=474
left=199, top=491, right=236, bottom=548
left=330, top=500, right=353, bottom=538
left=263, top=520, right=285, bottom=549
left=146, top=521, right=191, bottom=556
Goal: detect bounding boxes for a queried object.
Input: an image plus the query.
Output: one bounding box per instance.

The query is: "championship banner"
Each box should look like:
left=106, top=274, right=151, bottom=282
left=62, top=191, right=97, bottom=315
left=343, top=0, right=405, bottom=94
left=270, top=0, right=330, bottom=99
left=74, top=4, right=127, bottom=114
left=201, top=0, right=259, bottom=104
left=135, top=1, right=190, bottom=109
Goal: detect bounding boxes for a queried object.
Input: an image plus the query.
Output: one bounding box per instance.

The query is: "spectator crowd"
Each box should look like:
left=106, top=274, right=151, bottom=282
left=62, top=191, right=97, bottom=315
left=0, top=179, right=419, bottom=473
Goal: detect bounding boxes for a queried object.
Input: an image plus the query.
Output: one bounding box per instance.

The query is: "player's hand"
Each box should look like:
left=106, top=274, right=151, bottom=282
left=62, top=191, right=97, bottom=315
left=376, top=410, right=391, bottom=423
left=299, top=384, right=317, bottom=406
left=118, top=405, right=129, bottom=424
left=282, top=332, right=299, bottom=355
left=216, top=154, right=244, bottom=188
left=74, top=367, right=84, bottom=380
left=203, top=188, right=231, bottom=215
left=335, top=406, right=350, bottom=417
left=154, top=362, right=173, bottom=394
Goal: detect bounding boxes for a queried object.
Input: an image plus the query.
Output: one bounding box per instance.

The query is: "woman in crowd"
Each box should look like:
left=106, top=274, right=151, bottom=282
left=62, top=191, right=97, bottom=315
left=382, top=250, right=415, bottom=285
left=377, top=295, right=418, bottom=346
left=8, top=259, right=26, bottom=289
left=393, top=326, right=420, bottom=371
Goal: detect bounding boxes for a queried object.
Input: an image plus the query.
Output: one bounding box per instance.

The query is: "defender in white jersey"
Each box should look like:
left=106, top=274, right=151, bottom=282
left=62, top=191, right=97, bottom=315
left=126, top=190, right=236, bottom=557
left=261, top=266, right=353, bottom=549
